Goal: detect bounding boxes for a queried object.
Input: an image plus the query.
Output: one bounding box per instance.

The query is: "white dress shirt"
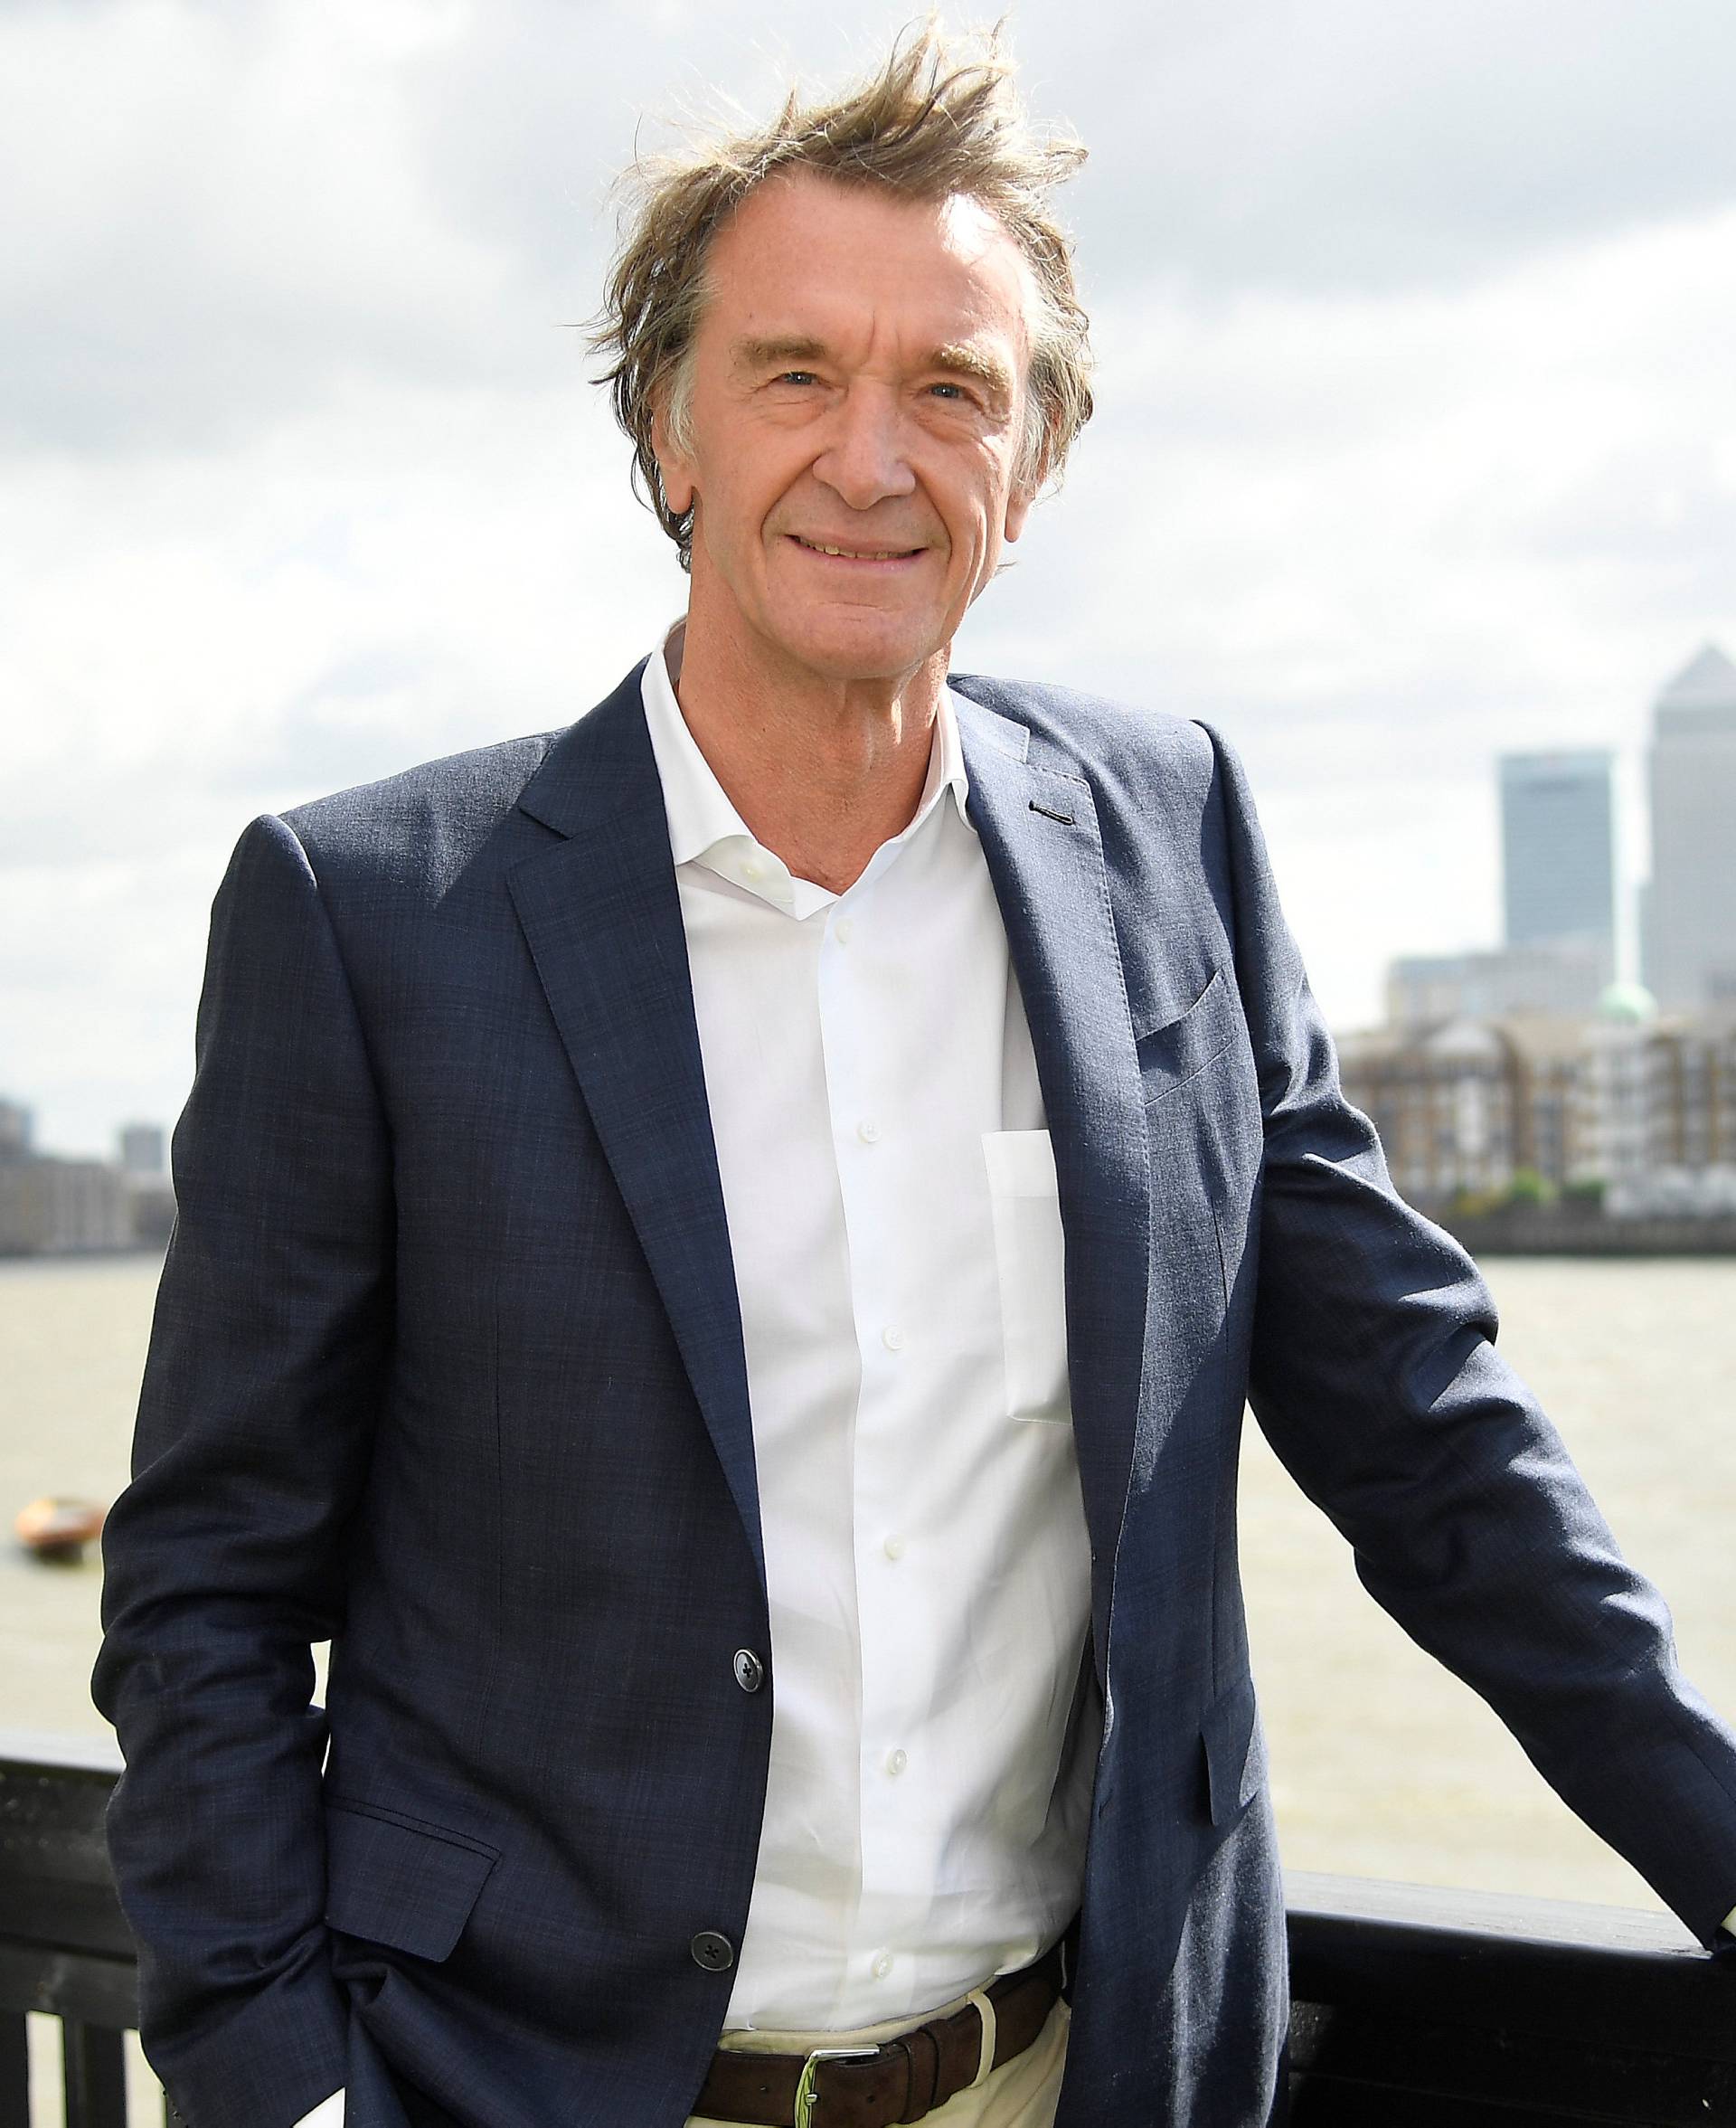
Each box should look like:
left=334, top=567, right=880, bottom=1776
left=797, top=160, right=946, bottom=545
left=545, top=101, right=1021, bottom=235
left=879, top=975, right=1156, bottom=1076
left=290, top=629, right=1095, bottom=2123
left=644, top=623, right=1095, bottom=2031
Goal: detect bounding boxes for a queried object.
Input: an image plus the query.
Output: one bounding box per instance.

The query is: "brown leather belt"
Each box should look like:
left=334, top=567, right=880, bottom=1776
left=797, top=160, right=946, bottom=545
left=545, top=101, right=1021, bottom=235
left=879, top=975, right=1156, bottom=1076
left=693, top=1937, right=1069, bottom=2128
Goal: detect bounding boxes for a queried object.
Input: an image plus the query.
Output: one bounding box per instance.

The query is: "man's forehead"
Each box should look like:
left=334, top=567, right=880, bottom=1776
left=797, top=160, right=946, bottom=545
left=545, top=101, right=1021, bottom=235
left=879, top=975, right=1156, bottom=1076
left=707, top=170, right=1034, bottom=344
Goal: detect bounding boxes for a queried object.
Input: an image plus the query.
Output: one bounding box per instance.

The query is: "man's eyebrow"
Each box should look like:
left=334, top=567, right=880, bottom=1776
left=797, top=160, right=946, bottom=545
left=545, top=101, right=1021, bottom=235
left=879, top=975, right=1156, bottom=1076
left=731, top=335, right=829, bottom=371
left=927, top=343, right=1015, bottom=402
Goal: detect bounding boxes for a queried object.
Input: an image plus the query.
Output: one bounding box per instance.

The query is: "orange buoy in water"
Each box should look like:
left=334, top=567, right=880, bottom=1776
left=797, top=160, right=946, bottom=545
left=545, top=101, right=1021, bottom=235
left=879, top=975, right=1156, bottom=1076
left=14, top=1497, right=107, bottom=1562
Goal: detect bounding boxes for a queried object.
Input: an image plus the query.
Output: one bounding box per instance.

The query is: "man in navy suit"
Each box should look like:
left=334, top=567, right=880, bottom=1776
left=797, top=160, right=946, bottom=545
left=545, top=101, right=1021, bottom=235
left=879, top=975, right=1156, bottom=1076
left=94, top=24, right=1736, bottom=2128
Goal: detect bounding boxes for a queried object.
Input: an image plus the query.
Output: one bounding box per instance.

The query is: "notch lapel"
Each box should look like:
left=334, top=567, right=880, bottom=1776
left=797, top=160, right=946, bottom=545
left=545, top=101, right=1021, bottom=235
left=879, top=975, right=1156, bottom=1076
left=506, top=669, right=763, bottom=1587
left=955, top=692, right=1152, bottom=1631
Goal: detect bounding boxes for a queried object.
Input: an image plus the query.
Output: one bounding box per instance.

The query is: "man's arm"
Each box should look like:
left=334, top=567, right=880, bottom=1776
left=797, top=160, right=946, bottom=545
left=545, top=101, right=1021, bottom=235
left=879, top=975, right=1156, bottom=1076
left=1200, top=724, right=1736, bottom=1944
left=93, top=813, right=393, bottom=2125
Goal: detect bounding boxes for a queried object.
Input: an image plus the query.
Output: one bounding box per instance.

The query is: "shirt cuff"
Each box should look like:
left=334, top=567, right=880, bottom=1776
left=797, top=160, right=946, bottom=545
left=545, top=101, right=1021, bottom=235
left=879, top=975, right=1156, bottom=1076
left=294, top=2094, right=344, bottom=2128
left=1721, top=1906, right=1736, bottom=1942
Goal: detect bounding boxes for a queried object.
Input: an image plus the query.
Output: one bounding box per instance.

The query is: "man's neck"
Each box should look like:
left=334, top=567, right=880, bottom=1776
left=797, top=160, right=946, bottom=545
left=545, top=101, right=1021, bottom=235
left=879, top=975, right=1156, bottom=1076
left=669, top=619, right=948, bottom=897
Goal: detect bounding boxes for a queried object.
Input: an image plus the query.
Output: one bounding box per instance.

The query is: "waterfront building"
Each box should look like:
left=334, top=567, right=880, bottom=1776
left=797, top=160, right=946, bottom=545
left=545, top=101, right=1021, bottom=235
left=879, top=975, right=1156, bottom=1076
left=1642, top=643, right=1736, bottom=1010
left=1338, top=998, right=1736, bottom=1215
left=1336, top=1020, right=1520, bottom=1205
left=1386, top=945, right=1604, bottom=1032
left=1499, top=750, right=1616, bottom=979
left=0, top=1105, right=175, bottom=1254
left=0, top=1157, right=136, bottom=1255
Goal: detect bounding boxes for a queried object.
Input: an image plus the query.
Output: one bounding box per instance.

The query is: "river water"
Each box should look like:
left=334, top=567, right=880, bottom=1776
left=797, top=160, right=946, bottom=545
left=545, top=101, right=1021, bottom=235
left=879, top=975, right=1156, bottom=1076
left=5, top=1249, right=1733, bottom=1927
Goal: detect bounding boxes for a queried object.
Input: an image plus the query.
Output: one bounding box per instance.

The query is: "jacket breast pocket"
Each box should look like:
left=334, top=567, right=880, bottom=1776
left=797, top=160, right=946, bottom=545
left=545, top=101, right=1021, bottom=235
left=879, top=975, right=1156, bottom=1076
left=1136, top=968, right=1239, bottom=1108
left=982, top=1129, right=1070, bottom=1421
left=324, top=1797, right=500, bottom=1963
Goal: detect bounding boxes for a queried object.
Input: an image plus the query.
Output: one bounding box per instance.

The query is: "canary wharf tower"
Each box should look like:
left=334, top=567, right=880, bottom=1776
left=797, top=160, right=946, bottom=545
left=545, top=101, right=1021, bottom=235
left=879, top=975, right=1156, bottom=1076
left=1643, top=644, right=1736, bottom=1010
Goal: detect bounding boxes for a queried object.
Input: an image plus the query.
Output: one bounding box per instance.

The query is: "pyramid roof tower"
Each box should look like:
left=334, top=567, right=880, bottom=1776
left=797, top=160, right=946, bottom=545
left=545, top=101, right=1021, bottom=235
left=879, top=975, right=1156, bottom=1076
left=1646, top=639, right=1736, bottom=1009
left=1656, top=642, right=1736, bottom=712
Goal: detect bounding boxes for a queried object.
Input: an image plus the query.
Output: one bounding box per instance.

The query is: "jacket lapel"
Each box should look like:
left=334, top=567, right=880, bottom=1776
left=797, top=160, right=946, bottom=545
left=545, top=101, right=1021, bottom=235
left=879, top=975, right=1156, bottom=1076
left=506, top=667, right=764, bottom=1587
left=955, top=690, right=1152, bottom=1639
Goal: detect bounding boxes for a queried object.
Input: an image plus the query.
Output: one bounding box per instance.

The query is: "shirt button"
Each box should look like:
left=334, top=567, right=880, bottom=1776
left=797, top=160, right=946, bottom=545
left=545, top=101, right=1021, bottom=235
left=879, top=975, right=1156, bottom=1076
left=882, top=1534, right=906, bottom=1561
left=872, top=1952, right=893, bottom=1981
left=732, top=1648, right=765, bottom=1694
left=691, top=1931, right=735, bottom=1972
left=741, top=857, right=764, bottom=883
left=835, top=917, right=854, bottom=944
left=885, top=1747, right=908, bottom=1777
left=882, top=1326, right=905, bottom=1352
left=857, top=1119, right=882, bottom=1145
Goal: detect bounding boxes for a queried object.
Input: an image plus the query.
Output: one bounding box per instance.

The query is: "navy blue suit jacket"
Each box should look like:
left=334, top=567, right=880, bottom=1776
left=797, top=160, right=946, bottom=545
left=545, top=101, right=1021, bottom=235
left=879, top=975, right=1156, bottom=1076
left=95, top=666, right=1736, bottom=2128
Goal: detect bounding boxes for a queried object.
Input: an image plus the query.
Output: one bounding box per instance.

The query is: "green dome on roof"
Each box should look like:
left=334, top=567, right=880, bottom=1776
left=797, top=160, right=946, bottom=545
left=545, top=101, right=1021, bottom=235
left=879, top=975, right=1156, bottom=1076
left=1597, top=980, right=1657, bottom=1025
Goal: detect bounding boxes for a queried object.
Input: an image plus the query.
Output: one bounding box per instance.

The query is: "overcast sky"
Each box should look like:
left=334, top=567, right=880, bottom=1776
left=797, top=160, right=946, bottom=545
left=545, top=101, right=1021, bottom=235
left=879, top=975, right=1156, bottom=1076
left=5, top=0, right=1735, bottom=1155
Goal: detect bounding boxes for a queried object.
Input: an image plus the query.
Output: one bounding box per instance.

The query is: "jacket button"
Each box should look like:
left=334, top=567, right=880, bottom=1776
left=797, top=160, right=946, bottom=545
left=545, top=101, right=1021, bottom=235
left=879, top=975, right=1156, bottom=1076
left=691, top=1931, right=735, bottom=1972
left=732, top=1648, right=765, bottom=1693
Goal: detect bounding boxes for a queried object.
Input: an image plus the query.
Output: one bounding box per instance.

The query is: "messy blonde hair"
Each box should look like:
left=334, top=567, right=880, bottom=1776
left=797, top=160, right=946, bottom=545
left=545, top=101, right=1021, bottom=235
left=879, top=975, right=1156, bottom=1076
left=592, top=20, right=1094, bottom=569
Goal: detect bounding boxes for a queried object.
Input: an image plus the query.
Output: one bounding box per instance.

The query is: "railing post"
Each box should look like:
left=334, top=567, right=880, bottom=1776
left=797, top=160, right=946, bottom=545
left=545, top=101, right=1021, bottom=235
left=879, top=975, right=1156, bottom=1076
left=61, top=2019, right=127, bottom=2128
left=0, top=2010, right=29, bottom=2128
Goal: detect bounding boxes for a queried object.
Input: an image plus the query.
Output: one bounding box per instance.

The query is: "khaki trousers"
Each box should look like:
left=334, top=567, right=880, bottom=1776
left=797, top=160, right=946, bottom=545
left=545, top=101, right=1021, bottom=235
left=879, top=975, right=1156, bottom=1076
left=687, top=1990, right=1070, bottom=2128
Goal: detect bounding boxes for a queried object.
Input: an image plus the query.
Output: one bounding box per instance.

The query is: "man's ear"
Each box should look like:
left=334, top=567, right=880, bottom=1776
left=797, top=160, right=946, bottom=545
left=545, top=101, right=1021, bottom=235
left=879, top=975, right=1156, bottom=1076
left=1002, top=411, right=1047, bottom=544
left=651, top=399, right=697, bottom=517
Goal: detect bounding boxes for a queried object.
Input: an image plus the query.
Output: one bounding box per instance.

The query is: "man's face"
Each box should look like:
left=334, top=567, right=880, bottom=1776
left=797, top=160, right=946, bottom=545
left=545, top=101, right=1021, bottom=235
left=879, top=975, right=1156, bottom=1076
left=655, top=170, right=1039, bottom=688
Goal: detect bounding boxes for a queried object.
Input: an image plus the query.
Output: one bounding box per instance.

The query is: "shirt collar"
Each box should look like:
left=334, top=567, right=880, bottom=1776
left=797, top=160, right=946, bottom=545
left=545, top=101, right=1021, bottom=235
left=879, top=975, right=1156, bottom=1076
left=638, top=618, right=971, bottom=912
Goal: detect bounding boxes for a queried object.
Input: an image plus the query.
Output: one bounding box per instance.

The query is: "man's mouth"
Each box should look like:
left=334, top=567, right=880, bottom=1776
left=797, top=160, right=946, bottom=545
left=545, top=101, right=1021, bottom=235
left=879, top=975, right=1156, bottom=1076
left=789, top=535, right=924, bottom=561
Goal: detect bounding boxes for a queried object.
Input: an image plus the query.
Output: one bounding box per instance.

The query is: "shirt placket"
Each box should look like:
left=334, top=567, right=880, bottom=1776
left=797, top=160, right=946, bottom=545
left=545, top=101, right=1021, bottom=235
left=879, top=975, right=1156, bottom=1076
left=816, top=848, right=937, bottom=2009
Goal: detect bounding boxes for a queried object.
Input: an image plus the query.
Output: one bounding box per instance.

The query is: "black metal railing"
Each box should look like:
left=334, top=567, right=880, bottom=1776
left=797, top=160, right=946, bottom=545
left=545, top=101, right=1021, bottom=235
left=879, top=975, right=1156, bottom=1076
left=1287, top=1871, right=1735, bottom=2123
left=0, top=1729, right=154, bottom=2128
left=5, top=1730, right=1733, bottom=2125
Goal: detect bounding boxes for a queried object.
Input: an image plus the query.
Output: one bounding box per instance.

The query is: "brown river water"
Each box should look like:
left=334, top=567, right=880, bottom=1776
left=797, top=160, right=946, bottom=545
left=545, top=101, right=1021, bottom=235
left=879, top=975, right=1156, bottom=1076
left=2, top=1248, right=1732, bottom=2108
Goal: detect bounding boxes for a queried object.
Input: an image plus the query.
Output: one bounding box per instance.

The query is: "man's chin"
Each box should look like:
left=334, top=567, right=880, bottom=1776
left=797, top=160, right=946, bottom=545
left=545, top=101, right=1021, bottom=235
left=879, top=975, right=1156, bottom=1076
left=765, top=615, right=949, bottom=689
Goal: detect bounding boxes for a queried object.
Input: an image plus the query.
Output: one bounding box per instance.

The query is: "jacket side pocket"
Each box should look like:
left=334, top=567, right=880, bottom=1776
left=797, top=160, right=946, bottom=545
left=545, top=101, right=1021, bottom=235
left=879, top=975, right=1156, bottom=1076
left=324, top=1800, right=499, bottom=1963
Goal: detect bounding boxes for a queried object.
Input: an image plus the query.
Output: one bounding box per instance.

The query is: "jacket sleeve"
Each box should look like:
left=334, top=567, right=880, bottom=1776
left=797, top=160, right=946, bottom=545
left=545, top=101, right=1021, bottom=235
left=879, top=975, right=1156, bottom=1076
left=1200, top=722, right=1736, bottom=1945
left=92, top=812, right=392, bottom=2125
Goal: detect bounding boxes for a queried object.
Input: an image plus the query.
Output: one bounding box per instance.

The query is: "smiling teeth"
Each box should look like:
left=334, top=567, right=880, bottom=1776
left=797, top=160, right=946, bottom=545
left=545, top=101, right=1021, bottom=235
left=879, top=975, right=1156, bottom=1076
left=798, top=539, right=910, bottom=559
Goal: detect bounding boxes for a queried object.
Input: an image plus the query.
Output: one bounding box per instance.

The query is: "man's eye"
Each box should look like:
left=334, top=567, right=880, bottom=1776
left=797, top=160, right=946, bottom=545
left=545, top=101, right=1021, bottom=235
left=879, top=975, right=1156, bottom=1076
left=775, top=371, right=818, bottom=387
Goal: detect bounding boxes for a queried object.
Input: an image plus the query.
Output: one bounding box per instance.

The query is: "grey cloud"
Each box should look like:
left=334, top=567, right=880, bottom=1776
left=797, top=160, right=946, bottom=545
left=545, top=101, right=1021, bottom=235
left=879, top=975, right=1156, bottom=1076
left=207, top=646, right=498, bottom=803
left=1058, top=0, right=1736, bottom=297
left=402, top=1, right=1736, bottom=305
left=14, top=0, right=1736, bottom=465
left=0, top=0, right=568, bottom=458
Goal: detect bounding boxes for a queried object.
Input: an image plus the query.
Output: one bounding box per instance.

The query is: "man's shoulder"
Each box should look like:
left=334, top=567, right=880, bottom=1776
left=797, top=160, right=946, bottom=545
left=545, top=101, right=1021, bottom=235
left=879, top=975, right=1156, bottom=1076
left=274, top=721, right=598, bottom=916
left=274, top=664, right=649, bottom=892
left=948, top=671, right=1225, bottom=790
left=281, top=728, right=561, bottom=859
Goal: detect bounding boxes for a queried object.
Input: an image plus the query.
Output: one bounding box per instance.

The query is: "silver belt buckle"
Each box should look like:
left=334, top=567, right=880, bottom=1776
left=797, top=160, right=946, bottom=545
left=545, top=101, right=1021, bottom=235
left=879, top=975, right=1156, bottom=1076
left=793, top=2045, right=879, bottom=2128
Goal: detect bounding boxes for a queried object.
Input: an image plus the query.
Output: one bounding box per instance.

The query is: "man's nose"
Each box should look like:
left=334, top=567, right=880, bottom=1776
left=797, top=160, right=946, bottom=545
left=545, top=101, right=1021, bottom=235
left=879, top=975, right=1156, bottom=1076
left=812, top=385, right=917, bottom=510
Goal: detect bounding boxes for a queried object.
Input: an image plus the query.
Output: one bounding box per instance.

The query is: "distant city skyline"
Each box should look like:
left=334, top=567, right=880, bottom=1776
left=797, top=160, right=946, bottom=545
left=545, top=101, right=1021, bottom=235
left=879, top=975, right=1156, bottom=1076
left=0, top=1098, right=165, bottom=1170
left=0, top=1095, right=174, bottom=1255
left=1386, top=641, right=1735, bottom=1032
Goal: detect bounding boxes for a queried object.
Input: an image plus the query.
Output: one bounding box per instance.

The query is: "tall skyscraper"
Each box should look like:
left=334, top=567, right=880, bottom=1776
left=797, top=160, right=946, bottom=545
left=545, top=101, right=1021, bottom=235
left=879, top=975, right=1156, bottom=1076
left=1499, top=751, right=1617, bottom=980
left=1643, top=644, right=1736, bottom=1011
left=0, top=1098, right=31, bottom=1161
left=118, top=1121, right=166, bottom=1177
